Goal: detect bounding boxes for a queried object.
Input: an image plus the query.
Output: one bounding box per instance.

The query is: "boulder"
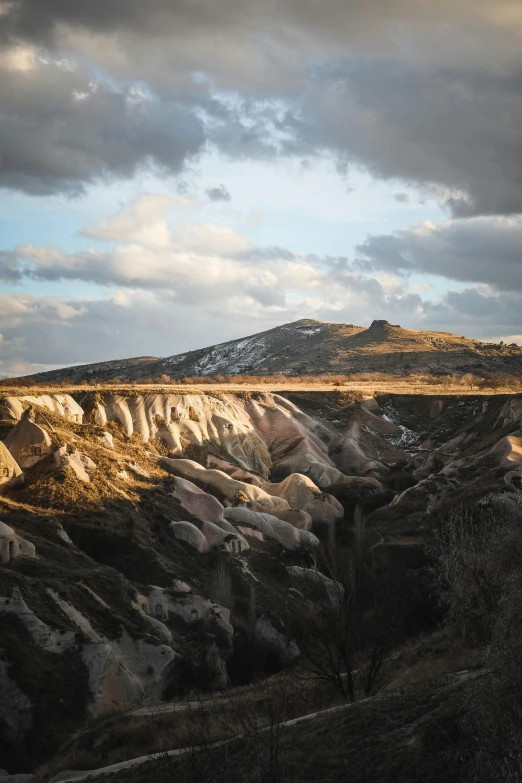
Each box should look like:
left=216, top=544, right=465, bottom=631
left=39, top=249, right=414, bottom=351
left=169, top=516, right=248, bottom=554
left=199, top=519, right=249, bottom=552
left=127, top=461, right=150, bottom=478
left=97, top=432, right=114, bottom=448
left=207, top=456, right=266, bottom=487
left=4, top=418, right=54, bottom=469
left=55, top=449, right=97, bottom=482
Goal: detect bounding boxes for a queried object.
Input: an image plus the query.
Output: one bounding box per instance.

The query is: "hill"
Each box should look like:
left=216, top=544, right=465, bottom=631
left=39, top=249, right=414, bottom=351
left=21, top=318, right=522, bottom=384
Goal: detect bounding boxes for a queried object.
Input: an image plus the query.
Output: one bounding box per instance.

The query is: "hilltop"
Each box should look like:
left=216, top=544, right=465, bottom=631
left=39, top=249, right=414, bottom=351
left=21, top=319, right=522, bottom=385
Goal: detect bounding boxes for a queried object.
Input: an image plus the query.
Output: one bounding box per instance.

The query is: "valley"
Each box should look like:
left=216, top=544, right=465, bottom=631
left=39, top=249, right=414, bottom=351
left=0, top=383, right=521, bottom=781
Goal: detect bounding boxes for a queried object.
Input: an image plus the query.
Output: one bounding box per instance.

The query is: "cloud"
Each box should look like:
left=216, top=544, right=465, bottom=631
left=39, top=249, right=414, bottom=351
left=1, top=1, right=522, bottom=214
left=355, top=215, right=522, bottom=291
left=0, top=56, right=206, bottom=195
left=6, top=194, right=313, bottom=307
left=83, top=194, right=194, bottom=248
left=206, top=184, right=231, bottom=202
left=6, top=1, right=522, bottom=75
left=278, top=60, right=522, bottom=217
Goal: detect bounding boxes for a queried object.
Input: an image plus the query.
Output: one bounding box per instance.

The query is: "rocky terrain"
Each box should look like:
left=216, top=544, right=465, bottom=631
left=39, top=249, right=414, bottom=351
left=20, top=319, right=522, bottom=384
left=0, top=386, right=521, bottom=780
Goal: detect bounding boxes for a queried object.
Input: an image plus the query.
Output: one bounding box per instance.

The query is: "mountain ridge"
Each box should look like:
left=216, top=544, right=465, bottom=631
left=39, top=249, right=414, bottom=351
left=21, top=318, right=522, bottom=383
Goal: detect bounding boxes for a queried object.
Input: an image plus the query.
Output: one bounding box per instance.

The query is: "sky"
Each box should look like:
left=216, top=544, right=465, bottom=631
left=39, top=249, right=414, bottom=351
left=2, top=1, right=522, bottom=374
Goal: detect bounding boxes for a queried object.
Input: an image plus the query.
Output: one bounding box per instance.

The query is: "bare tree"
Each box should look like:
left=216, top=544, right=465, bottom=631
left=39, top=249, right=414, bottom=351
left=292, top=533, right=407, bottom=703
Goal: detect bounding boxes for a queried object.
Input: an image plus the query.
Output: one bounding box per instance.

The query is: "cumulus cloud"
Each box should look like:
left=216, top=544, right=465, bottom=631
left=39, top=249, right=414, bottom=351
left=83, top=194, right=194, bottom=248
left=355, top=215, right=522, bottom=291
left=3, top=193, right=321, bottom=309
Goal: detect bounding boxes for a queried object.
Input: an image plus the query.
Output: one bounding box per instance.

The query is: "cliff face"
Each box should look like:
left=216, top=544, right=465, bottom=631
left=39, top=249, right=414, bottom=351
left=21, top=319, right=522, bottom=384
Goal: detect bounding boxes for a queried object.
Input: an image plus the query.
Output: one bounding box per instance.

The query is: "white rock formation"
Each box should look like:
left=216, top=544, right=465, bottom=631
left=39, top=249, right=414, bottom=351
left=97, top=432, right=114, bottom=448
left=174, top=476, right=225, bottom=524
left=3, top=418, right=53, bottom=469
left=207, top=455, right=266, bottom=487
left=0, top=397, right=24, bottom=421
left=146, top=586, right=233, bottom=650
left=18, top=394, right=83, bottom=423
left=267, top=473, right=344, bottom=527
left=0, top=524, right=35, bottom=564
left=287, top=566, right=342, bottom=605
left=0, top=444, right=23, bottom=488
left=244, top=393, right=343, bottom=487
left=261, top=507, right=313, bottom=531
left=127, top=461, right=150, bottom=478
left=223, top=507, right=318, bottom=550
left=497, top=398, right=522, bottom=428
left=81, top=633, right=174, bottom=713
left=54, top=448, right=97, bottom=482
left=0, top=588, right=73, bottom=652
left=169, top=520, right=209, bottom=552
left=155, top=457, right=290, bottom=511
left=491, top=433, right=522, bottom=466
left=1, top=390, right=391, bottom=497
left=169, top=517, right=248, bottom=554
left=83, top=393, right=271, bottom=475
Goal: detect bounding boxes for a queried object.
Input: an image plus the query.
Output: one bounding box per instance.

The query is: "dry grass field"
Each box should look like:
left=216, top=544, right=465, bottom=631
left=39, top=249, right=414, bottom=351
left=1, top=378, right=521, bottom=397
